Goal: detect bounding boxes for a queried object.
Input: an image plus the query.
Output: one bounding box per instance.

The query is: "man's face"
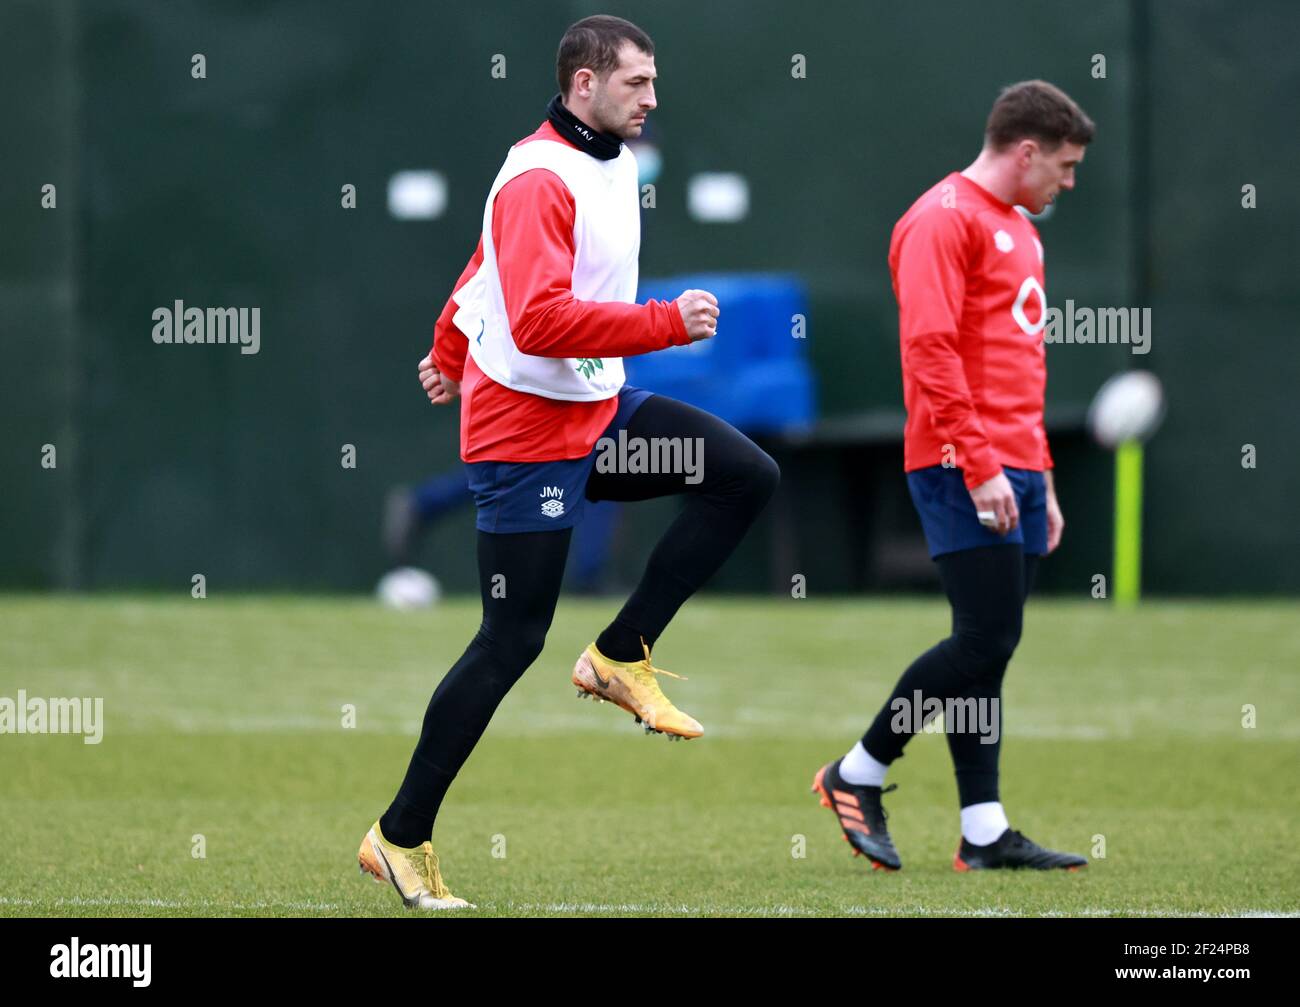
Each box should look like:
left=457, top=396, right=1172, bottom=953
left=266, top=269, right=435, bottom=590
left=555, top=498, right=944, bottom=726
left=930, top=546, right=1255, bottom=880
left=587, top=42, right=657, bottom=139
left=1017, top=139, right=1086, bottom=214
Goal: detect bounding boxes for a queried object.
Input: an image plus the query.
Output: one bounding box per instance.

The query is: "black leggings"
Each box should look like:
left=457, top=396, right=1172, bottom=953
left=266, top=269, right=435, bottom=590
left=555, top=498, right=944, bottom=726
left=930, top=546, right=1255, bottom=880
left=861, top=544, right=1039, bottom=808
left=380, top=394, right=779, bottom=846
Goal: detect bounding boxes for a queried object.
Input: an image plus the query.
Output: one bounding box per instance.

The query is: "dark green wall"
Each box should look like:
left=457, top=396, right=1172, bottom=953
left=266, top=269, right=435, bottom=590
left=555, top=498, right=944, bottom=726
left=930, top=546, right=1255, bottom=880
left=2, top=0, right=1295, bottom=593
left=1138, top=1, right=1300, bottom=593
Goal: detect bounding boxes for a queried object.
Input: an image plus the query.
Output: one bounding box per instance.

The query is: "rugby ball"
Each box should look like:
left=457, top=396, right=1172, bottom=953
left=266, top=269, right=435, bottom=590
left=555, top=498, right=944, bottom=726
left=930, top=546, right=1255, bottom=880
left=1086, top=370, right=1166, bottom=449
left=376, top=567, right=441, bottom=610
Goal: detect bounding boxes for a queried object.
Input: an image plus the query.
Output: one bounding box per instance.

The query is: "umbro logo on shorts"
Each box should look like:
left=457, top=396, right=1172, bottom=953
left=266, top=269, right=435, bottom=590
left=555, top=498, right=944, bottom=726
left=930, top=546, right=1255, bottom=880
left=539, top=485, right=565, bottom=519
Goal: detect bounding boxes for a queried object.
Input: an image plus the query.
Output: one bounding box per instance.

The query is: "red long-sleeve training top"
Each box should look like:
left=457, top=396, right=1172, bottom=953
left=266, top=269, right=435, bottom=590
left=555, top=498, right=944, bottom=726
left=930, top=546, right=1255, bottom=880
left=889, top=171, right=1055, bottom=491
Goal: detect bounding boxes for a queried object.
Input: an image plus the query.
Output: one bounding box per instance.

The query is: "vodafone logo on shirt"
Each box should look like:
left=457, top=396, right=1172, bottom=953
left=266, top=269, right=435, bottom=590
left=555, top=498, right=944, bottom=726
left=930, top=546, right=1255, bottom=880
left=1011, top=276, right=1047, bottom=336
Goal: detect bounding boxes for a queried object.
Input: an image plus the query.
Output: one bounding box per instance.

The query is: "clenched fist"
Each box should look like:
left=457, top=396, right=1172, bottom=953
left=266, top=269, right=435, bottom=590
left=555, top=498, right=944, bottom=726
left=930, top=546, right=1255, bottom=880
left=418, top=351, right=460, bottom=405
left=675, top=289, right=719, bottom=342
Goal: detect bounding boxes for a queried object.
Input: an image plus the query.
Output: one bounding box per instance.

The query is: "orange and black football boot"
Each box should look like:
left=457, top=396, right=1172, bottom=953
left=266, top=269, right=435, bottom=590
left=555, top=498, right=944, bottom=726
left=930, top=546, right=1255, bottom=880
left=811, top=758, right=902, bottom=871
left=954, top=828, right=1087, bottom=871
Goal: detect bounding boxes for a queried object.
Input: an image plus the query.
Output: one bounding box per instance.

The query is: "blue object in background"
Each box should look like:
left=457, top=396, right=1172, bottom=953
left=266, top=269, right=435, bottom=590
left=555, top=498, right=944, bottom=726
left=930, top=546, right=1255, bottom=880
left=628, top=273, right=817, bottom=434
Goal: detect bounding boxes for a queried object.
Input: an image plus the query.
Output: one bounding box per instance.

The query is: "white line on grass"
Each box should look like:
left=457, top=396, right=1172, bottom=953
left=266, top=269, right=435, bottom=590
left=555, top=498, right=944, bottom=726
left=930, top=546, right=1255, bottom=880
left=86, top=712, right=1299, bottom=740
left=2, top=895, right=1294, bottom=917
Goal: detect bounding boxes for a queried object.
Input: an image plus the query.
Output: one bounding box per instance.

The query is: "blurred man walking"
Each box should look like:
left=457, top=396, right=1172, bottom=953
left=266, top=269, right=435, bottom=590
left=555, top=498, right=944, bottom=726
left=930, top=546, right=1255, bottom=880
left=814, top=81, right=1094, bottom=873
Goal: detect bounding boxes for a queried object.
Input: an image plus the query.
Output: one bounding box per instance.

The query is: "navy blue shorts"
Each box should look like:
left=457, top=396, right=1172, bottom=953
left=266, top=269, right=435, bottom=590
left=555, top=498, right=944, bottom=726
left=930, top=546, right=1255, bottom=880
left=907, top=464, right=1048, bottom=558
left=465, top=385, right=655, bottom=534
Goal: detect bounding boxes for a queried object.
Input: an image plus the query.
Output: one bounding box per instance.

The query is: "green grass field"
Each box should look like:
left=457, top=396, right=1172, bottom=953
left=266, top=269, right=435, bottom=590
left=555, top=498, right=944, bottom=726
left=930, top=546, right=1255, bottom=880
left=2, top=595, right=1297, bottom=917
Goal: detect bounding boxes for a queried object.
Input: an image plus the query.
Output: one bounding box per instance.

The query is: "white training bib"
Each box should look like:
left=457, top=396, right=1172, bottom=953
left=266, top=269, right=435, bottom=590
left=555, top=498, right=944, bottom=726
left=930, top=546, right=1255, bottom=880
left=453, top=138, right=641, bottom=401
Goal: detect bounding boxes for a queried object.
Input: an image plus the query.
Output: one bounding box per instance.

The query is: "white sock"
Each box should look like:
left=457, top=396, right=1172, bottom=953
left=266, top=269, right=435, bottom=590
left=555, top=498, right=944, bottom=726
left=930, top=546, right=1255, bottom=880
left=839, top=741, right=889, bottom=786
left=961, top=801, right=1010, bottom=846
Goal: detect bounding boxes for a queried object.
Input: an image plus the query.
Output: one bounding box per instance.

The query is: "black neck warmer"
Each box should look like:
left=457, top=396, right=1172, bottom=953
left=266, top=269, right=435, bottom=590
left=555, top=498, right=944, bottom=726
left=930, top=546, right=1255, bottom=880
left=546, top=93, right=623, bottom=160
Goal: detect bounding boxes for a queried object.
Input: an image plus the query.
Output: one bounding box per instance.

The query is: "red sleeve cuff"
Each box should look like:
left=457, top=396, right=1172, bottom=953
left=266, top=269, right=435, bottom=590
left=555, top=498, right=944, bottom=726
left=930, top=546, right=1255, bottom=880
left=962, top=456, right=1004, bottom=492
left=661, top=298, right=689, bottom=346
left=432, top=341, right=464, bottom=382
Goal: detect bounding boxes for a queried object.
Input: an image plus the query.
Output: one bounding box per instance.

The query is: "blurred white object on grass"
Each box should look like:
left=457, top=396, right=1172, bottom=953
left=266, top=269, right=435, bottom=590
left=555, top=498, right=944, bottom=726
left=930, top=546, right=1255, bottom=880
left=376, top=567, right=441, bottom=610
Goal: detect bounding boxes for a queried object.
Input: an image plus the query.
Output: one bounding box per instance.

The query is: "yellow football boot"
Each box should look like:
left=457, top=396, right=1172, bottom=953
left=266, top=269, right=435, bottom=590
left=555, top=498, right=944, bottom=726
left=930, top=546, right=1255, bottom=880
left=572, top=638, right=703, bottom=740
left=357, top=821, right=473, bottom=910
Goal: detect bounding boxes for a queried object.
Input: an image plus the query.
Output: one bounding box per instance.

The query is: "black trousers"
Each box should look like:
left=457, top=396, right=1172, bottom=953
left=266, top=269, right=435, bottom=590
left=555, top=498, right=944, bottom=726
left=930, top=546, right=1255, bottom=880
left=380, top=393, right=779, bottom=846
left=861, top=544, right=1039, bottom=807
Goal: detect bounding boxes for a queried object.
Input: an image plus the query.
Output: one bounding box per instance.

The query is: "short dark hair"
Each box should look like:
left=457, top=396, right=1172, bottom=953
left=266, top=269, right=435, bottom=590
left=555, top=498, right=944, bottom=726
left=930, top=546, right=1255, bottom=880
left=556, top=15, right=654, bottom=97
left=985, top=80, right=1095, bottom=151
